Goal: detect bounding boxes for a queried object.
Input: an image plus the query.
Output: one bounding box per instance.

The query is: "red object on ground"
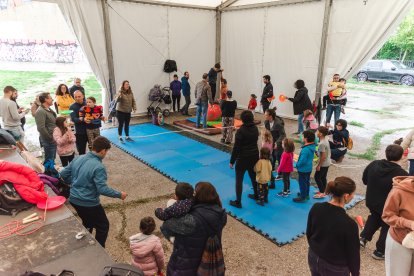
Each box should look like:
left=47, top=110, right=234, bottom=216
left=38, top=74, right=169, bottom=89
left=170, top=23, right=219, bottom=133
left=355, top=215, right=364, bottom=228
left=37, top=196, right=66, bottom=210
left=207, top=104, right=222, bottom=121
left=279, top=94, right=287, bottom=102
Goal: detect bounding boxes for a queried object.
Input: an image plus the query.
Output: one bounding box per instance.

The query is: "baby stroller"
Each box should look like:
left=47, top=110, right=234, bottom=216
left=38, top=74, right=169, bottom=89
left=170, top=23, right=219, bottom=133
left=147, top=85, right=172, bottom=117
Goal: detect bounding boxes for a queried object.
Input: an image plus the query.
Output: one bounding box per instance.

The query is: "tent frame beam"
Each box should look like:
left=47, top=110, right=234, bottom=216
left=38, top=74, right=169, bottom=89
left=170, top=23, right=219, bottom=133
left=101, top=0, right=116, bottom=98
left=110, top=0, right=216, bottom=11
left=222, top=0, right=321, bottom=11
left=218, top=0, right=239, bottom=11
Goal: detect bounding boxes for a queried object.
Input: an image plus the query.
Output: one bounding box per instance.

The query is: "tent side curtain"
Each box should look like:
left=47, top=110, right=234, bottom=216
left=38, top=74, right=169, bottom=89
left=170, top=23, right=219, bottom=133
left=54, top=0, right=110, bottom=111
left=324, top=0, right=414, bottom=85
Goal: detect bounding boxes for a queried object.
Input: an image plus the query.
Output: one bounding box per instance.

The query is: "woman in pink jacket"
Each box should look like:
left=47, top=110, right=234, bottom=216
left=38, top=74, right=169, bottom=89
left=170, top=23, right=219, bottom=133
left=53, top=117, right=76, bottom=167
left=130, top=216, right=165, bottom=276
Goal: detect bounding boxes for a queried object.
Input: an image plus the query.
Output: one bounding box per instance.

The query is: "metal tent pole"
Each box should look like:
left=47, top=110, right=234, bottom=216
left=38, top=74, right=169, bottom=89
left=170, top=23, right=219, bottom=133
left=101, top=0, right=116, bottom=99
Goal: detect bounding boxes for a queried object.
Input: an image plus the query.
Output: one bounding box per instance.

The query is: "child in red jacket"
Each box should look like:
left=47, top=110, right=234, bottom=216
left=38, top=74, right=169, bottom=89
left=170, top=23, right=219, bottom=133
left=248, top=94, right=257, bottom=113
left=277, top=138, right=295, bottom=197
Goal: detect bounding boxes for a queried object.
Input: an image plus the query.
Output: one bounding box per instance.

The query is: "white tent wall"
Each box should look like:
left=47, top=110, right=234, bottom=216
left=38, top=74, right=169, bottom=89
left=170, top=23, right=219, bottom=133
left=107, top=1, right=216, bottom=113
left=324, top=0, right=414, bottom=86
left=222, top=1, right=324, bottom=118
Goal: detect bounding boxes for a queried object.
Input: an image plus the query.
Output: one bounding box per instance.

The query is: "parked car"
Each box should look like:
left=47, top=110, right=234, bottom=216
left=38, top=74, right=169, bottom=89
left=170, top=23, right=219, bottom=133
left=356, top=60, right=414, bottom=86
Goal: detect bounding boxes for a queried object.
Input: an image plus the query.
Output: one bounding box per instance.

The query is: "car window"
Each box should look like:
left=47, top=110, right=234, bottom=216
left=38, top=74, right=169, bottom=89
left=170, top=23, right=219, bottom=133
left=367, top=61, right=383, bottom=69
left=391, top=60, right=407, bottom=69
left=383, top=61, right=394, bottom=70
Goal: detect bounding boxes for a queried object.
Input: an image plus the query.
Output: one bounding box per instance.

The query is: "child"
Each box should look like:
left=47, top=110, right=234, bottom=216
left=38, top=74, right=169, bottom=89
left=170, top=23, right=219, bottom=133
left=53, top=117, right=76, bottom=167
left=293, top=130, right=316, bottom=203
left=248, top=94, right=257, bottom=113
left=79, top=96, right=103, bottom=150
left=170, top=74, right=181, bottom=112
left=313, top=126, right=331, bottom=198
left=261, top=129, right=273, bottom=154
left=220, top=79, right=228, bottom=100
left=394, top=137, right=409, bottom=170
left=338, top=78, right=347, bottom=114
left=254, top=147, right=273, bottom=206
left=277, top=138, right=295, bottom=197
left=220, top=90, right=237, bottom=144
left=155, top=182, right=194, bottom=241
left=303, top=109, right=318, bottom=132
left=129, top=216, right=165, bottom=276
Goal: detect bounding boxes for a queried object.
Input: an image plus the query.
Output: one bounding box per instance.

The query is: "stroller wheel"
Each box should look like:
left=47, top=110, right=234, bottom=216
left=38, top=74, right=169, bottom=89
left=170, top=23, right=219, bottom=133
left=163, top=109, right=170, bottom=117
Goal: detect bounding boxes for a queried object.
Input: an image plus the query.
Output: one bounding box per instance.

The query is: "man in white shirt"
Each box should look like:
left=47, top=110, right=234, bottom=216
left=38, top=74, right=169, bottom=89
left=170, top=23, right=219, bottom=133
left=0, top=86, right=28, bottom=142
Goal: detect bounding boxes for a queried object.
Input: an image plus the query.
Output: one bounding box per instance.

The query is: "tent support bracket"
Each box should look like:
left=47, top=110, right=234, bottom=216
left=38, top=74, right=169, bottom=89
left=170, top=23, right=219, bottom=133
left=101, top=0, right=116, bottom=98
left=222, top=0, right=321, bottom=11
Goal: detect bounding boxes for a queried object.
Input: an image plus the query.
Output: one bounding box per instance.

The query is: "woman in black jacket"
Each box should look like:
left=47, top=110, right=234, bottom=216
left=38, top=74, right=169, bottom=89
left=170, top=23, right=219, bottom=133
left=229, top=110, right=260, bottom=208
left=307, top=176, right=360, bottom=276
left=162, top=182, right=227, bottom=276
left=288, top=79, right=313, bottom=135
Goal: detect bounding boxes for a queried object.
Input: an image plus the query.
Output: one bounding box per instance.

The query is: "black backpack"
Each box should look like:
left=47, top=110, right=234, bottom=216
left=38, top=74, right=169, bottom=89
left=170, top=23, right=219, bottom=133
left=163, top=59, right=177, bottom=73
left=100, top=263, right=144, bottom=276
left=0, top=182, right=34, bottom=216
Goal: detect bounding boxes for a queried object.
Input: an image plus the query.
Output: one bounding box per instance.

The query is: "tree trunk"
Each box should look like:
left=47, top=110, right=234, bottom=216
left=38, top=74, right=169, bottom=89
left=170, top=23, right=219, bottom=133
left=402, top=49, right=408, bottom=62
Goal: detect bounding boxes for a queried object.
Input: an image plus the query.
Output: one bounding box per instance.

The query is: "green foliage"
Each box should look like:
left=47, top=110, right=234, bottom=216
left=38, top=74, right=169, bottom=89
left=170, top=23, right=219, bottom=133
left=0, top=70, right=55, bottom=93
left=83, top=76, right=103, bottom=103
left=349, top=121, right=365, bottom=128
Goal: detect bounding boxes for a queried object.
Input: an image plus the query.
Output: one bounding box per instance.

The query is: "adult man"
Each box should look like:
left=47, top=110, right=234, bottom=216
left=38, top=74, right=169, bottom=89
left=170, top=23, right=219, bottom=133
left=195, top=73, right=213, bottom=129
left=70, top=91, right=88, bottom=155
left=11, top=90, right=26, bottom=130
left=207, top=63, right=223, bottom=100
left=0, top=86, right=28, bottom=142
left=60, top=136, right=127, bottom=248
left=181, top=71, right=191, bottom=116
left=260, top=75, right=273, bottom=113
left=69, top=77, right=85, bottom=98
left=325, top=74, right=344, bottom=126
left=360, top=144, right=408, bottom=260
left=34, top=92, right=57, bottom=162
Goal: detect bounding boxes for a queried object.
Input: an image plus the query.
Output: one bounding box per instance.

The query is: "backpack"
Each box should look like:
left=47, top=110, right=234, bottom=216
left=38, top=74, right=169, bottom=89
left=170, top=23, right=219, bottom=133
left=100, top=263, right=144, bottom=276
left=344, top=136, right=353, bottom=150
left=163, top=59, right=177, bottom=73
left=0, top=182, right=34, bottom=216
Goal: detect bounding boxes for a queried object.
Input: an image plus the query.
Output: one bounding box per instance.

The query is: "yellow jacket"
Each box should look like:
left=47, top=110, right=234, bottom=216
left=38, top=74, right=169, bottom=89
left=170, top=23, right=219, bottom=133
left=56, top=94, right=75, bottom=111
left=254, top=159, right=272, bottom=184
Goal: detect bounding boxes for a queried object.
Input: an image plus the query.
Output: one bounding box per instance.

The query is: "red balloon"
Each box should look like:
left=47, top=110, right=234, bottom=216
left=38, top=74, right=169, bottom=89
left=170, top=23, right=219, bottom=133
left=207, top=104, right=222, bottom=121
left=279, top=94, right=287, bottom=102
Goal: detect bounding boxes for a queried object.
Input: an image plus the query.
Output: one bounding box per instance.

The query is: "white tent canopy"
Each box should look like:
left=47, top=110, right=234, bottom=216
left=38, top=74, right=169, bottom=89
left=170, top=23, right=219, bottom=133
left=45, top=0, right=414, bottom=117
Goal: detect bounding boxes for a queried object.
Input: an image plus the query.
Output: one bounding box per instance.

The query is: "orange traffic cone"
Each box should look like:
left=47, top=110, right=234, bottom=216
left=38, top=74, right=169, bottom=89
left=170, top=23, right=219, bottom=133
left=356, top=215, right=364, bottom=229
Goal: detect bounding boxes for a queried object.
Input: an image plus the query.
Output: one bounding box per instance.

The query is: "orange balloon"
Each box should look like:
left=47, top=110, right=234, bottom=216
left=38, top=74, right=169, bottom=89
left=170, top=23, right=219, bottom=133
left=279, top=94, right=287, bottom=102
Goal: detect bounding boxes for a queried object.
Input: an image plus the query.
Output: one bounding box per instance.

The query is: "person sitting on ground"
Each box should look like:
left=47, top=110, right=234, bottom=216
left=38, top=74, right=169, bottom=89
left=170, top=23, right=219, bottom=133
left=401, top=128, right=414, bottom=175
left=79, top=96, right=104, bottom=150
left=130, top=216, right=165, bottom=276
left=155, top=182, right=194, bottom=242
left=360, top=144, right=408, bottom=261
left=277, top=138, right=295, bottom=197
left=307, top=176, right=360, bottom=276
left=220, top=90, right=237, bottom=145
left=313, top=126, right=331, bottom=199
left=53, top=117, right=76, bottom=167
left=328, top=119, right=349, bottom=163
left=254, top=147, right=272, bottom=206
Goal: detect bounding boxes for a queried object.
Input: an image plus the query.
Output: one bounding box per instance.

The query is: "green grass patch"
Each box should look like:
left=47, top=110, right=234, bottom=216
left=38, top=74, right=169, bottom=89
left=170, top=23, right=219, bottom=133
left=349, top=121, right=365, bottom=128
left=83, top=76, right=102, bottom=103
left=0, top=70, right=55, bottom=92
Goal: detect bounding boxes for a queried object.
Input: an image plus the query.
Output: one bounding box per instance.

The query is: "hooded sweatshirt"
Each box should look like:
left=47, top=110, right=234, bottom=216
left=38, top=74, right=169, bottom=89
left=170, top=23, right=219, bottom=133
left=382, top=176, right=414, bottom=244
left=362, top=160, right=408, bottom=214
left=130, top=233, right=165, bottom=276
left=296, top=143, right=316, bottom=173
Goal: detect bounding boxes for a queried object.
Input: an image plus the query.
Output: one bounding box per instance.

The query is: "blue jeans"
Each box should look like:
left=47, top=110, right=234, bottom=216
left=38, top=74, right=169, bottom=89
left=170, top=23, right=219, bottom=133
left=298, top=113, right=304, bottom=133
left=196, top=102, right=208, bottom=128
left=326, top=104, right=341, bottom=126
left=410, top=159, right=414, bottom=176
left=40, top=137, right=57, bottom=162
left=298, top=171, right=311, bottom=199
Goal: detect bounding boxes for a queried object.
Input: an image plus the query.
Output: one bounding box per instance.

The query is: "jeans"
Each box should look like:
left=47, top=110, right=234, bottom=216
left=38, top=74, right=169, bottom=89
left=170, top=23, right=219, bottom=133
left=71, top=203, right=110, bottom=248
left=117, top=111, right=131, bottom=136
left=314, top=166, right=329, bottom=193
left=75, top=133, right=88, bottom=155
left=326, top=104, right=341, bottom=126
left=6, top=127, right=25, bottom=143
left=196, top=102, right=208, bottom=128
left=308, top=248, right=350, bottom=276
left=59, top=153, right=74, bottom=167
left=262, top=101, right=270, bottom=113
left=409, top=159, right=414, bottom=176
left=40, top=137, right=57, bottom=162
left=297, top=113, right=304, bottom=133
left=172, top=94, right=181, bottom=112
left=181, top=95, right=191, bottom=115
left=298, top=171, right=311, bottom=199
left=360, top=208, right=389, bottom=253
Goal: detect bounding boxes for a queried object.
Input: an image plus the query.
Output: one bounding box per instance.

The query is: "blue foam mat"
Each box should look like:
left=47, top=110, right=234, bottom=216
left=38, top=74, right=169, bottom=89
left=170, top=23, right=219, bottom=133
left=102, top=123, right=364, bottom=245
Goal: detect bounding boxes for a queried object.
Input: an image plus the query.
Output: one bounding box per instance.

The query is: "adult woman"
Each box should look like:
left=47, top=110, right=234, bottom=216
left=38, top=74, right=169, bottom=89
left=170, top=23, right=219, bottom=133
left=229, top=110, right=259, bottom=208
left=402, top=129, right=414, bottom=175
left=55, top=84, right=74, bottom=113
left=329, top=119, right=349, bottom=163
left=264, top=107, right=286, bottom=187
left=288, top=79, right=313, bottom=134
left=307, top=176, right=360, bottom=276
left=162, top=182, right=227, bottom=276
left=115, top=80, right=136, bottom=142
left=382, top=176, right=414, bottom=276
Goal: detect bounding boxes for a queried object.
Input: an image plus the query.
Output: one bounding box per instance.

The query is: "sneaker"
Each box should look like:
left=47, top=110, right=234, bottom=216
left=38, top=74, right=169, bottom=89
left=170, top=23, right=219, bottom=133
left=341, top=106, right=345, bottom=114
left=293, top=197, right=307, bottom=203
left=125, top=137, right=134, bottom=142
left=359, top=237, right=367, bottom=248
left=256, top=200, right=264, bottom=206
left=371, top=250, right=385, bottom=260
left=286, top=190, right=291, bottom=195
left=248, top=194, right=257, bottom=200
left=119, top=137, right=124, bottom=143
left=277, top=191, right=288, bottom=197
left=313, top=193, right=326, bottom=199
left=229, top=200, right=242, bottom=208
left=275, top=175, right=283, bottom=180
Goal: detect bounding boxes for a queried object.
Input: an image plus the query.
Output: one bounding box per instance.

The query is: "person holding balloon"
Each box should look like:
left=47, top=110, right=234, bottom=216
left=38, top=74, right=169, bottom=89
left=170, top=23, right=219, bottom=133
left=288, top=79, right=313, bottom=135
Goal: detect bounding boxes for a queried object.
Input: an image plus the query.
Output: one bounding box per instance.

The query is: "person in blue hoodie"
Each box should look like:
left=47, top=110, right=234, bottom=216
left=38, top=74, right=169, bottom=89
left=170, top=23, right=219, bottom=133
left=60, top=136, right=128, bottom=247
left=181, top=71, right=191, bottom=116
left=294, top=130, right=316, bottom=203
left=170, top=74, right=182, bottom=112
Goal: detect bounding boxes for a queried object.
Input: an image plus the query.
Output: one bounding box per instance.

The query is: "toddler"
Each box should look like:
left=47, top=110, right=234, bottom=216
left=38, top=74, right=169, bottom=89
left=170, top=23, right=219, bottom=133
left=277, top=138, right=295, bottom=197
left=254, top=147, right=273, bottom=206
left=261, top=129, right=273, bottom=155
left=129, top=216, right=165, bottom=276
left=303, top=109, right=318, bottom=132
left=248, top=94, right=257, bottom=113
left=338, top=78, right=347, bottom=114
left=79, top=96, right=103, bottom=150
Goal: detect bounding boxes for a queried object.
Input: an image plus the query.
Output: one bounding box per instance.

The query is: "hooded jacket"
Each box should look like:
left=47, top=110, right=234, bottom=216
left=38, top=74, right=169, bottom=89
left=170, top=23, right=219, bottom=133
left=288, top=87, right=313, bottom=115
left=402, top=129, right=414, bottom=159
left=170, top=80, right=182, bottom=96
left=230, top=122, right=259, bottom=165
left=264, top=116, right=286, bottom=149
left=130, top=233, right=165, bottom=276
left=382, top=176, right=414, bottom=244
left=296, top=143, right=316, bottom=173
left=181, top=76, right=191, bottom=97
left=362, top=160, right=408, bottom=214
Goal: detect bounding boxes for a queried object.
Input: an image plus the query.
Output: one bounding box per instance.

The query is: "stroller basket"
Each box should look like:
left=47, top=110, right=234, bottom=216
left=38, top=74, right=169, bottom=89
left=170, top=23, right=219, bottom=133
left=163, top=94, right=172, bottom=104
